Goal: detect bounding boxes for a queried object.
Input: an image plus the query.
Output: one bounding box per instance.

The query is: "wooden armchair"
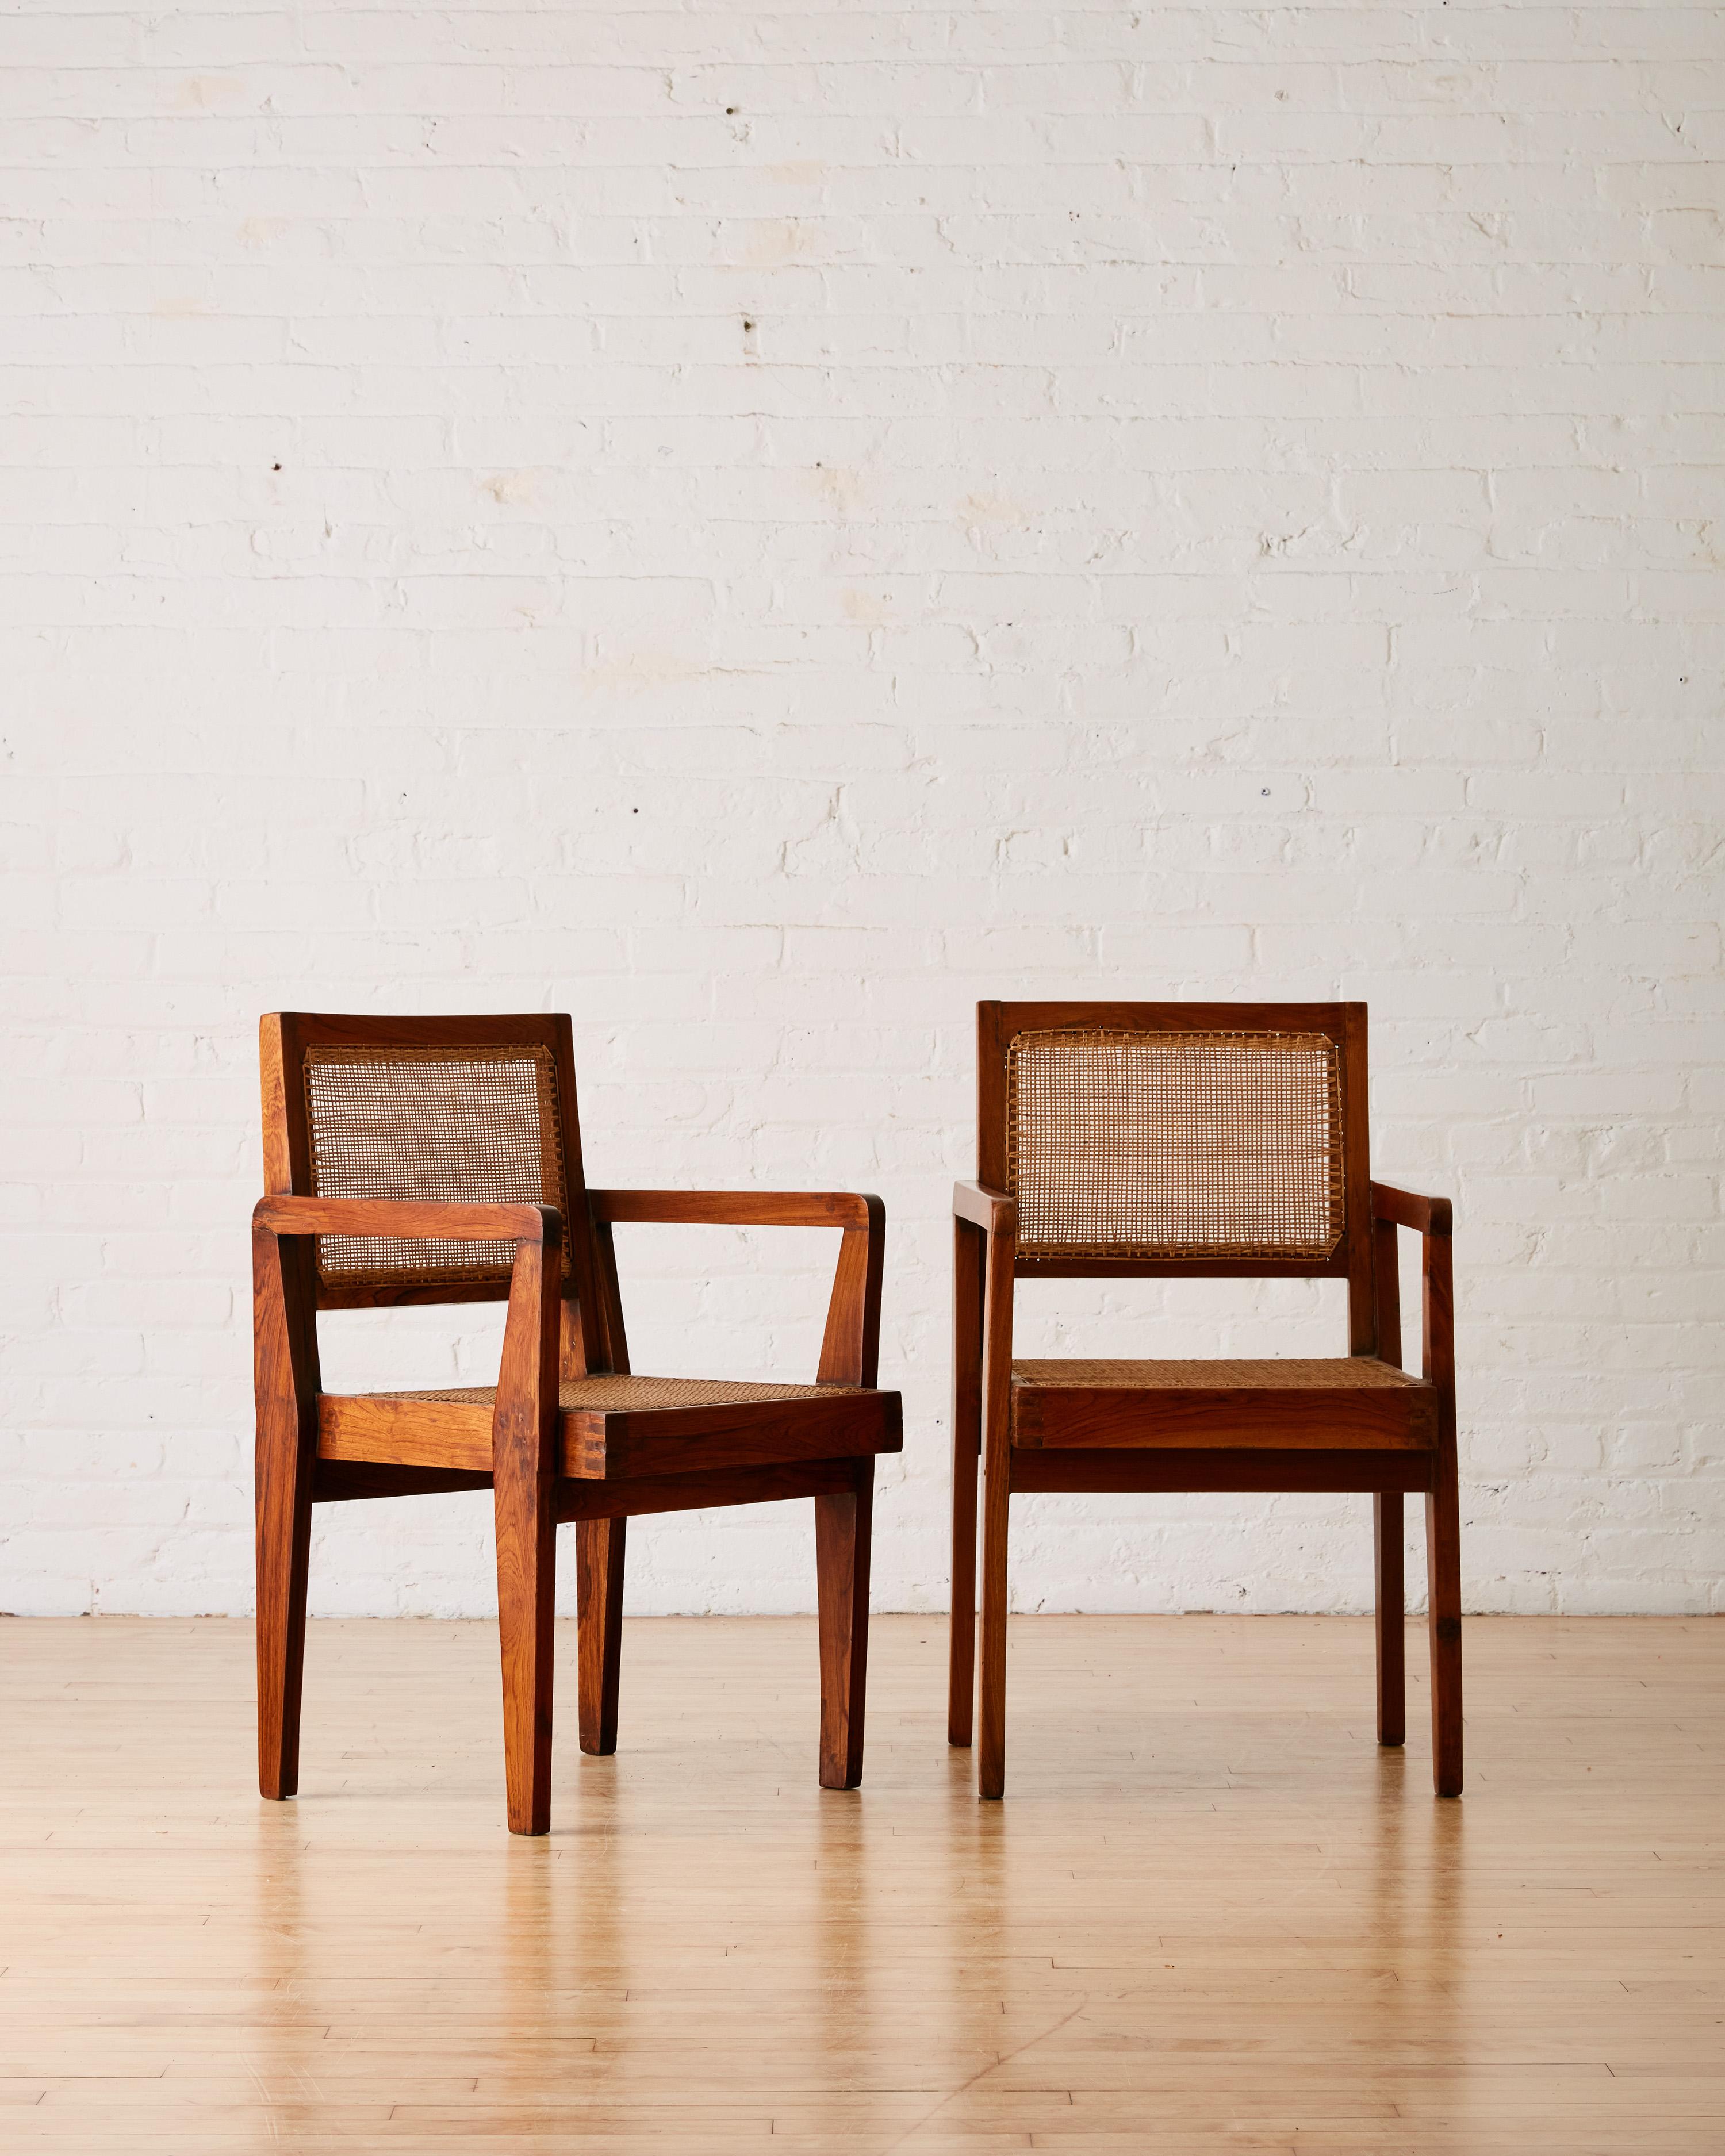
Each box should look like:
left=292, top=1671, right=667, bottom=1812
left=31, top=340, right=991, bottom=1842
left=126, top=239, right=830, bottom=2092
left=948, top=1001, right=1460, bottom=1800
left=253, top=1012, right=901, bottom=1834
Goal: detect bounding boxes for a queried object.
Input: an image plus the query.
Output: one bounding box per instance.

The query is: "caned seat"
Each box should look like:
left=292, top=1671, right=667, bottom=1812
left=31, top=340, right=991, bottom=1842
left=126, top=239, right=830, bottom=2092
left=949, top=1001, right=1461, bottom=1801
left=254, top=1012, right=900, bottom=1835
left=1009, top=1357, right=1435, bottom=1450
left=320, top=1375, right=894, bottom=1480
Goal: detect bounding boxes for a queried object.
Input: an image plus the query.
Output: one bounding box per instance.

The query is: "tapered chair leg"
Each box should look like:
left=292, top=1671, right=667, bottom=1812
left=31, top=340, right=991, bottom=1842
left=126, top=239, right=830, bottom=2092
left=1425, top=1467, right=1463, bottom=1797
left=815, top=1460, right=873, bottom=1789
left=976, top=1443, right=1010, bottom=1800
left=949, top=1218, right=984, bottom=1747
left=254, top=1222, right=317, bottom=1805
left=255, top=1434, right=314, bottom=1802
left=1374, top=1492, right=1405, bottom=1747
left=577, top=1517, right=626, bottom=1756
left=494, top=1464, right=558, bottom=1835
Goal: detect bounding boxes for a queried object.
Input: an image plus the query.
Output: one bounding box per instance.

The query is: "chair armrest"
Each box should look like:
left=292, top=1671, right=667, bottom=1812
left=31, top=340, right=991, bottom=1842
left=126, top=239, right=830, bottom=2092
left=589, top=1188, right=875, bottom=1232
left=1369, top=1183, right=1456, bottom=1422
left=255, top=1196, right=557, bottom=1244
left=953, top=1180, right=1017, bottom=1234
left=586, top=1189, right=887, bottom=1388
left=252, top=1199, right=563, bottom=1452
left=1371, top=1183, right=1452, bottom=1238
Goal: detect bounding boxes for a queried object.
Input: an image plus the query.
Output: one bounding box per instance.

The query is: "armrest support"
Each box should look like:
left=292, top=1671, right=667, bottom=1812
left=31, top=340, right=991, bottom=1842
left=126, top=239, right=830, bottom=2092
left=252, top=1195, right=563, bottom=1441
left=953, top=1180, right=1017, bottom=1234
left=1371, top=1183, right=1452, bottom=1238
left=586, top=1188, right=887, bottom=1388
left=1369, top=1184, right=1455, bottom=1432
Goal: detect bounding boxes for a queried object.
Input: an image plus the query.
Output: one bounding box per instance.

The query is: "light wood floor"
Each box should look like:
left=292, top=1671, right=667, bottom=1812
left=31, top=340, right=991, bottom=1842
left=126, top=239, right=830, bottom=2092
left=2, top=1615, right=1720, bottom=2152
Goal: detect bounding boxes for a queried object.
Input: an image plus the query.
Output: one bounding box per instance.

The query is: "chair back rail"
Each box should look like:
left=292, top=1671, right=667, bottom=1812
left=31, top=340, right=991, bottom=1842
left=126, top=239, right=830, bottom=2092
left=976, top=1000, right=1377, bottom=1354
left=259, top=1013, right=603, bottom=1348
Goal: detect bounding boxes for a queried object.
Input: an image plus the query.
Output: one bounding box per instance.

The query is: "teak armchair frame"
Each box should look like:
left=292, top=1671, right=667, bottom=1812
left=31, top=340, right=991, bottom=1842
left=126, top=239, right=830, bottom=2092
left=254, top=1012, right=901, bottom=1833
left=948, top=1000, right=1461, bottom=1800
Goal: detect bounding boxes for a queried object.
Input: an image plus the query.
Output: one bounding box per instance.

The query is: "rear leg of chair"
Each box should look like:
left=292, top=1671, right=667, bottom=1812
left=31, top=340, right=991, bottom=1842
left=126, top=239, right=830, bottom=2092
left=949, top=1217, right=984, bottom=1747
left=577, top=1518, right=626, bottom=1756
left=815, top=1460, right=873, bottom=1789
left=1373, top=1492, right=1405, bottom=1747
left=1425, top=1467, right=1463, bottom=1798
left=494, top=1463, right=557, bottom=1835
left=255, top=1433, right=314, bottom=1802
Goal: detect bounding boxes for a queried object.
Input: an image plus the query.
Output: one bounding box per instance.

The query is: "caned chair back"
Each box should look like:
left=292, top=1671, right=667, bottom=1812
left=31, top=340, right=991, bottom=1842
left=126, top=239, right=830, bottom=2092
left=977, top=1001, right=1377, bottom=1351
left=259, top=1013, right=593, bottom=1311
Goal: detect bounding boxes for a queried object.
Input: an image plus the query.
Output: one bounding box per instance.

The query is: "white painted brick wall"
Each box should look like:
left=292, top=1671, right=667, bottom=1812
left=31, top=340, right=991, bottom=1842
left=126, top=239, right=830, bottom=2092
left=2, top=2, right=1722, bottom=1622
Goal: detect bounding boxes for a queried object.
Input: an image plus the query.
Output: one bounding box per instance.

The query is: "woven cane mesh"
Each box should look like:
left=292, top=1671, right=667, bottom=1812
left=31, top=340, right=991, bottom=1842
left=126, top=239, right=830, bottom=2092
left=1006, top=1030, right=1344, bottom=1261
left=370, top=1376, right=857, bottom=1413
left=1012, top=1358, right=1415, bottom=1390
left=303, top=1044, right=569, bottom=1292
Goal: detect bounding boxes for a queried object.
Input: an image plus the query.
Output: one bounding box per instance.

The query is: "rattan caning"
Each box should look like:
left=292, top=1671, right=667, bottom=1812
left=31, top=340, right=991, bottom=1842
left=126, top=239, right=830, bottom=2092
left=302, top=1042, right=570, bottom=1292
left=1011, top=1357, right=1416, bottom=1390
left=1005, top=1029, right=1344, bottom=1262
left=367, top=1376, right=858, bottom=1412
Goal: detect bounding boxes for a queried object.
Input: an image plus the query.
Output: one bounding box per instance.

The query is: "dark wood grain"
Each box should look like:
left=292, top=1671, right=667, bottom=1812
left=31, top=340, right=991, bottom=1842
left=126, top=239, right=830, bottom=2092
left=252, top=1221, right=319, bottom=1802
left=1342, top=1002, right=1375, bottom=1354
left=976, top=1003, right=1013, bottom=1193
left=311, top=1461, right=493, bottom=1502
left=1374, top=1494, right=1406, bottom=1745
left=952, top=1179, right=1015, bottom=1232
left=1014, top=1252, right=1348, bottom=1279
left=1423, top=1218, right=1463, bottom=1797
left=1373, top=1181, right=1455, bottom=1237
left=256, top=1195, right=553, bottom=1244
left=316, top=1383, right=902, bottom=1480
left=1011, top=1379, right=1437, bottom=1452
left=590, top=1188, right=876, bottom=1230
left=576, top=1518, right=626, bottom=1756
left=976, top=1215, right=1017, bottom=1801
left=589, top=1218, right=631, bottom=1379
left=490, top=1214, right=563, bottom=1835
left=816, top=1197, right=885, bottom=1387
left=1009, top=1448, right=1437, bottom=1495
left=948, top=1215, right=984, bottom=1747
left=554, top=1457, right=858, bottom=1522
left=562, top=1391, right=901, bottom=1480
left=1373, top=1211, right=1406, bottom=1744
left=815, top=1459, right=873, bottom=1789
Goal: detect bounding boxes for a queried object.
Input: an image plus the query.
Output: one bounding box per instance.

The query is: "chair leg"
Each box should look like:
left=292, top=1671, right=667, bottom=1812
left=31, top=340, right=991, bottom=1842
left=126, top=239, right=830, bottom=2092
left=577, top=1517, right=626, bottom=1756
left=1374, top=1492, right=1405, bottom=1747
left=1425, top=1466, right=1463, bottom=1798
left=948, top=1424, right=979, bottom=1747
left=949, top=1216, right=984, bottom=1748
left=815, top=1459, right=873, bottom=1789
left=494, top=1461, right=558, bottom=1835
left=976, top=1440, right=1010, bottom=1800
left=255, top=1425, right=314, bottom=1802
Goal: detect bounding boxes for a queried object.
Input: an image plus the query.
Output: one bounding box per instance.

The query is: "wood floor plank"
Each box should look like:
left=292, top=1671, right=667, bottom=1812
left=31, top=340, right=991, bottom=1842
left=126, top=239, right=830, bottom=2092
left=0, top=1614, right=1720, bottom=2152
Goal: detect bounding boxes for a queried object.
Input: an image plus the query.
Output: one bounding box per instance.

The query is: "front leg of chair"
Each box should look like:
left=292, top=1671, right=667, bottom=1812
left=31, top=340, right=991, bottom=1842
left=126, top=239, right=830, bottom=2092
left=815, top=1458, right=873, bottom=1789
left=1373, top=1493, right=1405, bottom=1747
left=975, top=1229, right=1015, bottom=1800
left=1426, top=1468, right=1462, bottom=1797
left=1421, top=1219, right=1462, bottom=1798
left=948, top=1216, right=984, bottom=1746
left=492, top=1217, right=562, bottom=1835
left=576, top=1518, right=626, bottom=1756
left=253, top=1225, right=319, bottom=1801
